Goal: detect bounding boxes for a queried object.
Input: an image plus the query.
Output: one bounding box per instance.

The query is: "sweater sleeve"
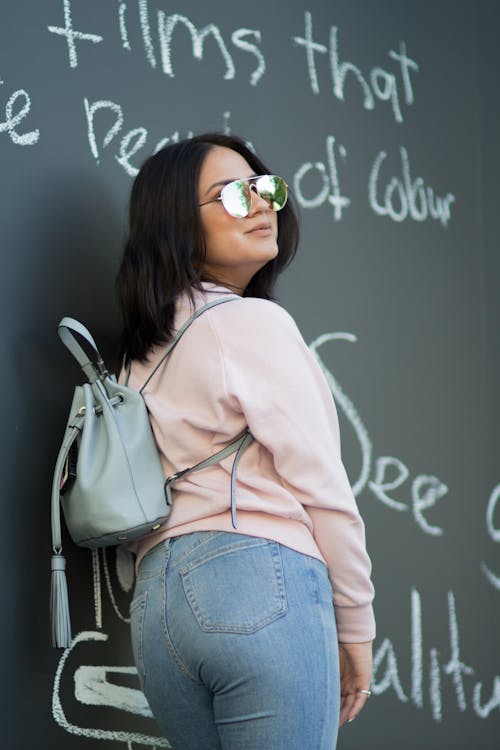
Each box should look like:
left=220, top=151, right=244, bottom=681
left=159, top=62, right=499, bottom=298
left=209, top=298, right=375, bottom=642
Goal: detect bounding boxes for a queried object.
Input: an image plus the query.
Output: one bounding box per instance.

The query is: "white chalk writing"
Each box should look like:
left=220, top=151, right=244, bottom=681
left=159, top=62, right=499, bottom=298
left=231, top=29, right=266, bottom=86
left=293, top=11, right=419, bottom=122
left=369, top=146, right=456, bottom=226
left=47, top=0, right=103, bottom=68
left=294, top=135, right=350, bottom=220
left=373, top=588, right=499, bottom=721
left=486, top=483, right=500, bottom=542
left=118, top=2, right=131, bottom=51
left=158, top=13, right=236, bottom=80
left=294, top=136, right=455, bottom=226
left=75, top=665, right=151, bottom=717
left=139, top=0, right=156, bottom=68
left=0, top=83, right=39, bottom=146
left=83, top=97, right=234, bottom=176
left=52, top=630, right=170, bottom=746
left=481, top=484, right=500, bottom=589
left=372, top=638, right=409, bottom=701
left=310, top=331, right=448, bottom=533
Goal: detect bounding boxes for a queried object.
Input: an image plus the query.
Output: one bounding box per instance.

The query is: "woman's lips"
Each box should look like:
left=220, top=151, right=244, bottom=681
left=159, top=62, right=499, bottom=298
left=246, top=222, right=273, bottom=235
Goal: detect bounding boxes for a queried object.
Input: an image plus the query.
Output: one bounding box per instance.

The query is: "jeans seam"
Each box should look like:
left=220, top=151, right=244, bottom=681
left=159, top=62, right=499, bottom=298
left=307, top=555, right=338, bottom=749
left=160, top=546, right=204, bottom=684
left=130, top=589, right=148, bottom=687
left=169, top=530, right=221, bottom=569
left=136, top=541, right=170, bottom=582
left=178, top=537, right=275, bottom=575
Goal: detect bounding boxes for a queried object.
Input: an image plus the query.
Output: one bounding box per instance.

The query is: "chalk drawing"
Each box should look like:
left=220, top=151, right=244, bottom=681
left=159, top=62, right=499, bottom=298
left=75, top=665, right=151, bottom=717
left=293, top=11, right=419, bottom=122
left=372, top=638, right=409, bottom=701
left=0, top=88, right=39, bottom=146
left=293, top=161, right=330, bottom=208
left=329, top=24, right=375, bottom=113
left=481, top=468, right=500, bottom=591
left=52, top=630, right=170, bottom=747
left=139, top=0, right=157, bottom=68
left=157, top=13, right=235, bottom=80
left=310, top=332, right=448, bottom=532
left=92, top=548, right=102, bottom=630
left=83, top=95, right=229, bottom=174
left=116, top=127, right=148, bottom=177
left=294, top=136, right=454, bottom=226
left=309, top=332, right=372, bottom=496
left=102, top=548, right=131, bottom=624
left=372, top=588, right=500, bottom=720
left=369, top=146, right=456, bottom=226
left=118, top=2, right=131, bottom=51
left=292, top=10, right=325, bottom=94
left=411, top=587, right=423, bottom=708
left=83, top=98, right=124, bottom=165
left=231, top=29, right=266, bottom=86
left=369, top=456, right=410, bottom=511
left=293, top=134, right=350, bottom=219
left=389, top=41, right=419, bottom=105
left=154, top=131, right=181, bottom=152
left=429, top=648, right=443, bottom=722
left=472, top=677, right=500, bottom=718
left=48, top=0, right=103, bottom=69
left=370, top=66, right=403, bottom=122
left=369, top=455, right=447, bottom=534
left=481, top=562, right=500, bottom=590
left=443, top=591, right=475, bottom=711
left=116, top=546, right=135, bottom=593
left=411, top=475, right=447, bottom=536
left=486, top=483, right=500, bottom=542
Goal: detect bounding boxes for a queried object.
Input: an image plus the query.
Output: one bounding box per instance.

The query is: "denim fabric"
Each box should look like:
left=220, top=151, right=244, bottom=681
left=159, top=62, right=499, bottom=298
left=130, top=531, right=340, bottom=749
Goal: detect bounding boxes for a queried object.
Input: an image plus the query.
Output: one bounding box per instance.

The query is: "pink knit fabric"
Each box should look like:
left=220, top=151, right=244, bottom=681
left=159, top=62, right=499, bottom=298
left=124, top=283, right=375, bottom=643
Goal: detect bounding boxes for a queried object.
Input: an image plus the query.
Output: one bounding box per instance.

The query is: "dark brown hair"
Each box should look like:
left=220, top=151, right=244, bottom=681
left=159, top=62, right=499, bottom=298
left=116, top=133, right=299, bottom=362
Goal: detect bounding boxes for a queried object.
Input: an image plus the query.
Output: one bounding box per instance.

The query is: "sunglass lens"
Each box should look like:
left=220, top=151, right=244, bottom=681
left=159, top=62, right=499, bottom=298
left=221, top=180, right=251, bottom=218
left=220, top=176, right=288, bottom=217
left=256, top=175, right=288, bottom=211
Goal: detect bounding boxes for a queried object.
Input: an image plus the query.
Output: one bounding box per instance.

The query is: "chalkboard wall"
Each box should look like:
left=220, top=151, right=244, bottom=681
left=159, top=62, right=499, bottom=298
left=1, top=1, right=499, bottom=748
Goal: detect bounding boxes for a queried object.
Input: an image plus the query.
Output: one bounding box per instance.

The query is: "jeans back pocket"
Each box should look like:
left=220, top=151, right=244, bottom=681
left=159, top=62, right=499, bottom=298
left=180, top=538, right=287, bottom=634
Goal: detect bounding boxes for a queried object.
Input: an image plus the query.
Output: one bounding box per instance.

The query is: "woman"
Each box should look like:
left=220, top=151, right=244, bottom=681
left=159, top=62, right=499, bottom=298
left=117, top=133, right=375, bottom=749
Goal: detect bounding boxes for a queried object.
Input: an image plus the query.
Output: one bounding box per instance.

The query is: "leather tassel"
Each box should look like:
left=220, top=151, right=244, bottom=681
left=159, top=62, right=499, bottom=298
left=50, top=554, right=72, bottom=648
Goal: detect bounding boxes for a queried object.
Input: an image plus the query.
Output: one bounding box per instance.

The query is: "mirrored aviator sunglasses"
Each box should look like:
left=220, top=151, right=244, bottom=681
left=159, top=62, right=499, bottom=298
left=200, top=175, right=288, bottom=218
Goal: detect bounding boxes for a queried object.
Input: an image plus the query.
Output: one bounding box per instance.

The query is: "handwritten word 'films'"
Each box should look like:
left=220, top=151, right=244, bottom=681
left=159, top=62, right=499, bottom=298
left=0, top=3, right=457, bottom=228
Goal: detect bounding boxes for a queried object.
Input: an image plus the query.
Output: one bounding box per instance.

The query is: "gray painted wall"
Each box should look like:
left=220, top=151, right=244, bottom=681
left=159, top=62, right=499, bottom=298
left=1, top=1, right=499, bottom=747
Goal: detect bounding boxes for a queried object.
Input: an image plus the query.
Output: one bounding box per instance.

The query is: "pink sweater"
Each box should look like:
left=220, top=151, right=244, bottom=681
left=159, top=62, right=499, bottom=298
left=125, top=283, right=375, bottom=643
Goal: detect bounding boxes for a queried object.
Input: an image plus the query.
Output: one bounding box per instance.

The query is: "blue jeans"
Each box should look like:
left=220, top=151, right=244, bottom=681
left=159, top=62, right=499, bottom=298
left=130, top=531, right=340, bottom=749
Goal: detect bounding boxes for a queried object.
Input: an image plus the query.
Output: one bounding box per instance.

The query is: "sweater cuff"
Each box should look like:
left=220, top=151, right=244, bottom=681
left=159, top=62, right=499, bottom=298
left=334, top=603, right=376, bottom=643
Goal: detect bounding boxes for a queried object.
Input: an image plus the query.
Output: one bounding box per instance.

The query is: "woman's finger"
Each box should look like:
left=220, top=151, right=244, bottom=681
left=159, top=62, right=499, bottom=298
left=340, top=689, right=371, bottom=726
left=339, top=691, right=357, bottom=726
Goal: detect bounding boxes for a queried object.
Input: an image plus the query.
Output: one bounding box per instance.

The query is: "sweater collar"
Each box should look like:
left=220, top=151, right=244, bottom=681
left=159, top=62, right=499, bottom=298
left=199, top=281, right=242, bottom=296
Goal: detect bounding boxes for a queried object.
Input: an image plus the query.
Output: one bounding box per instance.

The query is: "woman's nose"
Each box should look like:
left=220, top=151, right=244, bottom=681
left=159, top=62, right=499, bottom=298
left=248, top=185, right=270, bottom=214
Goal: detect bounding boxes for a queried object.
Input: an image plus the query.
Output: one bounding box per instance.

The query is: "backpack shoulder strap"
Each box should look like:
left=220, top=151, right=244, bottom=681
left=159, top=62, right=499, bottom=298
left=138, top=293, right=251, bottom=529
left=164, top=429, right=254, bottom=529
left=139, top=295, right=240, bottom=393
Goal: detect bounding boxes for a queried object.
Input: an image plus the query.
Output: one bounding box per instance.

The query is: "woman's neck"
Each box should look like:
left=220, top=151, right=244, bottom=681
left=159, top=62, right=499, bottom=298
left=200, top=275, right=245, bottom=296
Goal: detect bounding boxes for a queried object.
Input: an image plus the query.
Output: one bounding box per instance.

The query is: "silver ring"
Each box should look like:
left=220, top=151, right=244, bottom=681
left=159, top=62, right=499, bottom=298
left=357, top=689, right=372, bottom=697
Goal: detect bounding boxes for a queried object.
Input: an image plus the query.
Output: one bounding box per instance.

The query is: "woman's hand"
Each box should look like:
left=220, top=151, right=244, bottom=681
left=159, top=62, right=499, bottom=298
left=338, top=640, right=373, bottom=726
